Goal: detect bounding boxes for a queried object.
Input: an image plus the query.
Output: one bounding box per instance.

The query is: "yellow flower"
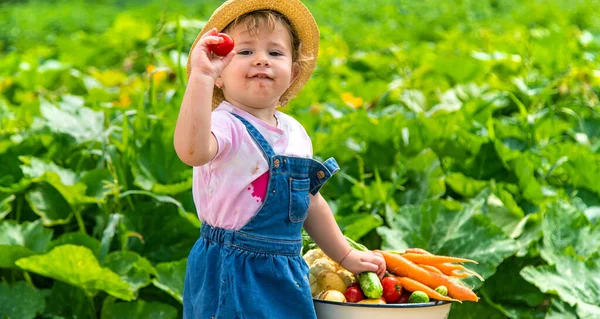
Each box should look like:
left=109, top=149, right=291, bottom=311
left=341, top=92, right=364, bottom=109
left=146, top=64, right=168, bottom=85
left=119, top=92, right=132, bottom=107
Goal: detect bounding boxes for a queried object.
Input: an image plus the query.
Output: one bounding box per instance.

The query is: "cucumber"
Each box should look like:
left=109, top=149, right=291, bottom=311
left=358, top=271, right=383, bottom=299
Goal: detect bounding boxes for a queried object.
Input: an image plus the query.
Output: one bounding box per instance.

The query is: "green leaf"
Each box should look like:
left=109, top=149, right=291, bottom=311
left=337, top=213, right=383, bottom=240
left=445, top=173, right=488, bottom=198
left=448, top=300, right=507, bottom=319
left=510, top=156, right=545, bottom=203
left=397, top=149, right=445, bottom=204
left=0, top=281, right=45, bottom=319
left=100, top=298, right=178, bottom=319
left=483, top=190, right=525, bottom=238
left=480, top=256, right=546, bottom=308
left=546, top=298, right=578, bottom=319
left=78, top=168, right=113, bottom=199
left=379, top=199, right=518, bottom=288
left=104, top=251, right=155, bottom=297
left=44, top=281, right=93, bottom=319
left=47, top=232, right=102, bottom=258
left=152, top=258, right=186, bottom=304
left=540, top=201, right=600, bottom=265
left=521, top=253, right=600, bottom=317
left=122, top=202, right=199, bottom=263
left=39, top=97, right=105, bottom=144
left=0, top=220, right=53, bottom=268
left=25, top=182, right=73, bottom=226
left=0, top=193, right=15, bottom=220
left=15, top=244, right=134, bottom=301
left=120, top=190, right=200, bottom=228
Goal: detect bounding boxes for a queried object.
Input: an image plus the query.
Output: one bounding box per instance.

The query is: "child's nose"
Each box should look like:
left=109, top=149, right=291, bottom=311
left=253, top=53, right=270, bottom=67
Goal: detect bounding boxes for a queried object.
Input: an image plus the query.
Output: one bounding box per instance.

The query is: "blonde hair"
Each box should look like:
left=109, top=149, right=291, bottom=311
left=213, top=10, right=312, bottom=107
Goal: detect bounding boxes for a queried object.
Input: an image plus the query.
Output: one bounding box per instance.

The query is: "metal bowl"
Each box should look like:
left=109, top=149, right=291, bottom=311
left=313, top=299, right=451, bottom=319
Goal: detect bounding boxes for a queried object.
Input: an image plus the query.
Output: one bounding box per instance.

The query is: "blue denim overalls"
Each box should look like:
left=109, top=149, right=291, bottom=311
left=183, top=113, right=339, bottom=319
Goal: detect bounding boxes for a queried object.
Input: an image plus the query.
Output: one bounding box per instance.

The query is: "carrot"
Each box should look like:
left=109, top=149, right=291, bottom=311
left=402, top=253, right=478, bottom=265
left=419, top=264, right=443, bottom=275
left=428, top=262, right=465, bottom=275
left=405, top=248, right=433, bottom=255
left=396, top=277, right=458, bottom=302
left=429, top=263, right=484, bottom=281
left=377, top=250, right=480, bottom=302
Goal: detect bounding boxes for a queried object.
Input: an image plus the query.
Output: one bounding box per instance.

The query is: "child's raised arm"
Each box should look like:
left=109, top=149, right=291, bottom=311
left=174, top=28, right=236, bottom=167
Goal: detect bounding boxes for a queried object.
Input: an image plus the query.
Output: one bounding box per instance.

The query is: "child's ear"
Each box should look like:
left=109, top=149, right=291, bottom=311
left=290, top=62, right=301, bottom=84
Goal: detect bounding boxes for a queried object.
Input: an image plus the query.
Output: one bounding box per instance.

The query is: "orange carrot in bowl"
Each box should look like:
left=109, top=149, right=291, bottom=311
left=402, top=253, right=478, bottom=264
left=405, top=248, right=433, bottom=255
left=396, top=277, right=458, bottom=302
left=377, top=250, right=480, bottom=302
left=419, top=264, right=444, bottom=275
left=430, top=263, right=484, bottom=281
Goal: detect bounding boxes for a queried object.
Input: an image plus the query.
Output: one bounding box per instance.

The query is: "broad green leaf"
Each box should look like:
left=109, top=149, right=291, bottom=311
left=44, top=281, right=93, bottom=319
left=521, top=253, right=600, bottom=317
left=480, top=256, right=545, bottom=308
left=540, top=201, right=600, bottom=265
left=19, top=156, right=77, bottom=185
left=483, top=191, right=525, bottom=238
left=546, top=298, right=578, bottom=319
left=100, top=298, right=178, bottom=319
left=46, top=232, right=101, bottom=258
left=15, top=245, right=134, bottom=301
left=397, top=149, right=445, bottom=204
left=445, top=173, right=488, bottom=198
left=25, top=182, right=73, bottom=226
left=510, top=156, right=545, bottom=203
left=0, top=281, right=45, bottom=319
left=122, top=202, right=199, bottom=263
left=152, top=258, right=187, bottom=303
left=337, top=213, right=383, bottom=241
left=448, top=300, right=507, bottom=319
left=0, top=220, right=53, bottom=268
left=120, top=190, right=200, bottom=228
left=39, top=97, right=105, bottom=144
left=0, top=193, right=15, bottom=220
left=104, top=251, right=155, bottom=296
left=379, top=199, right=518, bottom=288
left=78, top=168, right=113, bottom=199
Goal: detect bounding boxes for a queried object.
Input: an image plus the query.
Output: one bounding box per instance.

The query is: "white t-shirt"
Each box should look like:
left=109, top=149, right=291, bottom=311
left=192, top=101, right=313, bottom=230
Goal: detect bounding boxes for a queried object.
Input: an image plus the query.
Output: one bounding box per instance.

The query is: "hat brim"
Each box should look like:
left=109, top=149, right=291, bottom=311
left=186, top=0, right=319, bottom=108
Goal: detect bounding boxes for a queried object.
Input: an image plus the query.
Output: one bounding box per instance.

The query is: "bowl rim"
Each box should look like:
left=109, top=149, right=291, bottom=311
left=313, top=298, right=451, bottom=308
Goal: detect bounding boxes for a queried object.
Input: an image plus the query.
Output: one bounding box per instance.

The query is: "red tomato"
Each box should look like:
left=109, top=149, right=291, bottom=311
left=344, top=286, right=365, bottom=303
left=382, top=276, right=403, bottom=303
left=209, top=33, right=235, bottom=56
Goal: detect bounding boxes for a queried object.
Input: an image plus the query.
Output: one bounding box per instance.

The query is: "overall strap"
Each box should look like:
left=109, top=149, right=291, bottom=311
left=230, top=113, right=277, bottom=160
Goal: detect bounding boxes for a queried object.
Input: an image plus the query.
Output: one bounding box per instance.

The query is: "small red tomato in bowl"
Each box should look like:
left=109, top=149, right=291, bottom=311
left=382, top=276, right=403, bottom=303
left=344, top=285, right=365, bottom=303
left=209, top=33, right=235, bottom=56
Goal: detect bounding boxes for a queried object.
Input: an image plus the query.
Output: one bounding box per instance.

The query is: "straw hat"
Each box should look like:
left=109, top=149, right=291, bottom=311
left=186, top=0, right=320, bottom=108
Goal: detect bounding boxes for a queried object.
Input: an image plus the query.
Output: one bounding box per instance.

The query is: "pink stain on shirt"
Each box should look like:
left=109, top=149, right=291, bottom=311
left=249, top=171, right=269, bottom=201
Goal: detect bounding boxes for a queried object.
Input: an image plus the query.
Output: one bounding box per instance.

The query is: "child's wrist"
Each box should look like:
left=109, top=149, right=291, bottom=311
left=189, top=69, right=217, bottom=84
left=338, top=248, right=353, bottom=266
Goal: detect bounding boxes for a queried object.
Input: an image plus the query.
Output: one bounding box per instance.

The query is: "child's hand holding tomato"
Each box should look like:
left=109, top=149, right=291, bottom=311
left=189, top=28, right=236, bottom=81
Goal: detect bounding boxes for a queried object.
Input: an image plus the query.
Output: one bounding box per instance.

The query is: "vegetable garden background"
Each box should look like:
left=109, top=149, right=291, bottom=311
left=1, top=0, right=600, bottom=318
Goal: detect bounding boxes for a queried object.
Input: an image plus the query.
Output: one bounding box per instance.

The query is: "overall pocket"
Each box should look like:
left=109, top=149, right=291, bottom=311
left=289, top=178, right=310, bottom=223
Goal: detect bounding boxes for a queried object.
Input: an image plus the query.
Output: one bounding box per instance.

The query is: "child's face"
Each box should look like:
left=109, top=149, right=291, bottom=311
left=216, top=20, right=299, bottom=110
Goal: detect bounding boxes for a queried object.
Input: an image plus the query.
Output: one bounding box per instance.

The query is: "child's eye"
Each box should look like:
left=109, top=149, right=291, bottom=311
left=269, top=51, right=283, bottom=56
left=238, top=50, right=252, bottom=55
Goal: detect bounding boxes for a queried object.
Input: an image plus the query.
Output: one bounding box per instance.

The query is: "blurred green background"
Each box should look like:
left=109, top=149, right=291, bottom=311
left=1, top=0, right=600, bottom=318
